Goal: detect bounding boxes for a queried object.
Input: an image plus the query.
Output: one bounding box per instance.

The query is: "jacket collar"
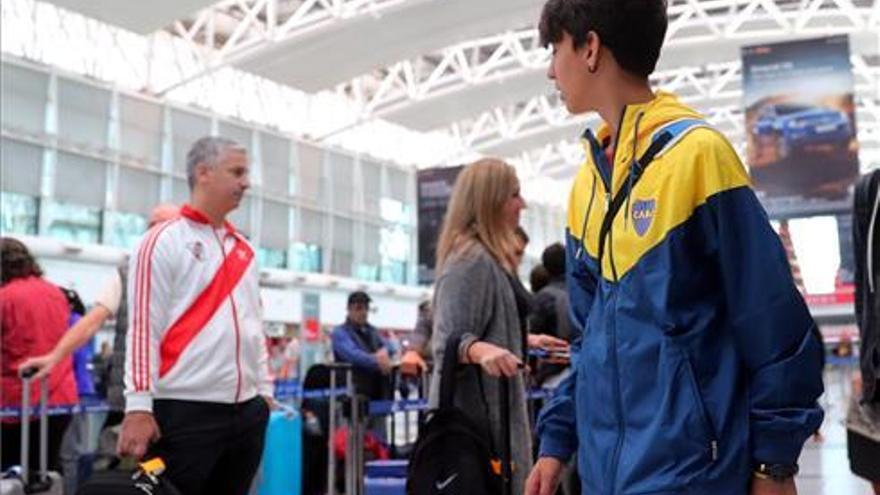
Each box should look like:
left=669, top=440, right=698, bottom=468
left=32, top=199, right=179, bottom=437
left=180, top=204, right=237, bottom=236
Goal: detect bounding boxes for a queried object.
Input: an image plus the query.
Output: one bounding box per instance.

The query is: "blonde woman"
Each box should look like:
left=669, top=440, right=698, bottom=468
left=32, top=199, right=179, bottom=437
left=429, top=158, right=532, bottom=493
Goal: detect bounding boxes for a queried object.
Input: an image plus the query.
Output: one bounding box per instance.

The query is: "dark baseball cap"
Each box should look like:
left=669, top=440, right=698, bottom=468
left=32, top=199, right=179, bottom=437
left=348, top=291, right=372, bottom=306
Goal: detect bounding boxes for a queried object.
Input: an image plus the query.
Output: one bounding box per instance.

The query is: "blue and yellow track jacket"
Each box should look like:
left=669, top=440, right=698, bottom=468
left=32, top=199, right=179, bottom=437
left=537, top=92, right=824, bottom=494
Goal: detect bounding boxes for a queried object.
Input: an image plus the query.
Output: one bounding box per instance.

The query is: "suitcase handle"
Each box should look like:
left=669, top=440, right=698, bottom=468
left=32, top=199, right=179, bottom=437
left=19, top=370, right=50, bottom=489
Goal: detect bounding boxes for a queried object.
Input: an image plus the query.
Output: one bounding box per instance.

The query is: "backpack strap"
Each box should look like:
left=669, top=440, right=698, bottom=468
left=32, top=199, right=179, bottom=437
left=597, top=118, right=712, bottom=279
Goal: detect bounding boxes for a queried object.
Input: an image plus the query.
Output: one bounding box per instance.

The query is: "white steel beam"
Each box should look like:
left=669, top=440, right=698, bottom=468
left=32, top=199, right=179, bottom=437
left=339, top=0, right=878, bottom=127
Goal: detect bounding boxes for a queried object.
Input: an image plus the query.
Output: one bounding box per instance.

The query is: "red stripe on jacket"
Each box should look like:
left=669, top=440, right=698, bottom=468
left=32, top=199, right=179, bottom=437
left=132, top=220, right=177, bottom=391
left=158, top=236, right=254, bottom=378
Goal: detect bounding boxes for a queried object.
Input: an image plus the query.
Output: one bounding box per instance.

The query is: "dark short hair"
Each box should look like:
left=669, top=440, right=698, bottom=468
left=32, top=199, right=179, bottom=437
left=530, top=264, right=551, bottom=293
left=538, top=0, right=668, bottom=78
left=348, top=291, right=372, bottom=306
left=1, top=237, right=43, bottom=285
left=542, top=243, right=566, bottom=277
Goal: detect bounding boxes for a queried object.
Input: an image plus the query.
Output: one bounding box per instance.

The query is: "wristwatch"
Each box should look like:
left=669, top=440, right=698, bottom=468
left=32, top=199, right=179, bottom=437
left=753, top=462, right=798, bottom=481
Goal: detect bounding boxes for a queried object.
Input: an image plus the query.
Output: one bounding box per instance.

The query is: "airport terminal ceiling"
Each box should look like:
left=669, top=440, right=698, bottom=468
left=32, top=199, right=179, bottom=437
left=4, top=0, right=880, bottom=204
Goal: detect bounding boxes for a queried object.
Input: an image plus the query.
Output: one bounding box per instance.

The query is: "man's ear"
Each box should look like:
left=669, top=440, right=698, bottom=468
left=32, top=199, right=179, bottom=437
left=194, top=162, right=210, bottom=185
left=582, top=31, right=601, bottom=73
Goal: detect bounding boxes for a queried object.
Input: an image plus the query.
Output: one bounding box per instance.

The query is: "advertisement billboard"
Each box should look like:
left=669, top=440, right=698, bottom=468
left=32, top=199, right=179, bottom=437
left=742, top=35, right=859, bottom=216
left=417, top=165, right=464, bottom=285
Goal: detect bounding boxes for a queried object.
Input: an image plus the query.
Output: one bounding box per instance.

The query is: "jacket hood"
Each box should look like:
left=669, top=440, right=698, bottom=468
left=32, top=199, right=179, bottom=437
left=588, top=91, right=705, bottom=194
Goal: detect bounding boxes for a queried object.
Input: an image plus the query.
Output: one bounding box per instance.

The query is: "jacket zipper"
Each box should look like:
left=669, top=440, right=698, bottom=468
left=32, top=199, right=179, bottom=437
left=608, top=291, right=625, bottom=494
left=606, top=105, right=629, bottom=493
left=213, top=230, right=243, bottom=403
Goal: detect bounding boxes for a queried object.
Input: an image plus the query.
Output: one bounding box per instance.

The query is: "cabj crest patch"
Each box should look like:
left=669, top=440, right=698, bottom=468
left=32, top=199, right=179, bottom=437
left=632, top=199, right=656, bottom=237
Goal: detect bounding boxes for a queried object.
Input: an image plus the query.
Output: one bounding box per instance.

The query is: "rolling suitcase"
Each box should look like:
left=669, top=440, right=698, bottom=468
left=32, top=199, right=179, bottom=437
left=0, top=371, right=63, bottom=495
left=255, top=405, right=302, bottom=495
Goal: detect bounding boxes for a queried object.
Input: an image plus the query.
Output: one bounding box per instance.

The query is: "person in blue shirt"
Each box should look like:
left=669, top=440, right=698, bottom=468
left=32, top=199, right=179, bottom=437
left=331, top=291, right=392, bottom=399
left=331, top=291, right=392, bottom=441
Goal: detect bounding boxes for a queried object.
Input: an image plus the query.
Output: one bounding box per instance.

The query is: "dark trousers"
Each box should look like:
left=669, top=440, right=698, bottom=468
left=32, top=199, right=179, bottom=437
left=148, top=397, right=269, bottom=495
left=1, top=415, right=71, bottom=473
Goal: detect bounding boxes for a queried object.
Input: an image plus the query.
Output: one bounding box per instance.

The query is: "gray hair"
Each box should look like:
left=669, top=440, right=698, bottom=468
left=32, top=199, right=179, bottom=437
left=186, top=136, right=247, bottom=190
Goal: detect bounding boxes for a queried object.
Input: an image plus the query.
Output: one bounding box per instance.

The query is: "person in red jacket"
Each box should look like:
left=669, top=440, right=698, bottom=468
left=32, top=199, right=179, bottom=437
left=1, top=237, right=78, bottom=472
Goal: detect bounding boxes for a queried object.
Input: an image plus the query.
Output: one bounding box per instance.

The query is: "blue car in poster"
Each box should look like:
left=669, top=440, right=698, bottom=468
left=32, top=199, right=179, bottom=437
left=752, top=102, right=853, bottom=159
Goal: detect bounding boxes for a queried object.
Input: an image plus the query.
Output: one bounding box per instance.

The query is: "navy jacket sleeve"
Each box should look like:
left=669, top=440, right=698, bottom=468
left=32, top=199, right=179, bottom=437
left=701, top=138, right=824, bottom=465
left=331, top=326, right=380, bottom=372
left=536, top=229, right=595, bottom=460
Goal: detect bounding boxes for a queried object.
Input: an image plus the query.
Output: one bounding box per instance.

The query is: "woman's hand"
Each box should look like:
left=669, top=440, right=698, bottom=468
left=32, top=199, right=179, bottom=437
left=467, top=342, right=522, bottom=377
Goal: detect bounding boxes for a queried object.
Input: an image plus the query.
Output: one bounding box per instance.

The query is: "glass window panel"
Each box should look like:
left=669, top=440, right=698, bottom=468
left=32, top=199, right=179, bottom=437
left=333, top=216, right=354, bottom=254
left=105, top=210, right=146, bottom=249
left=117, top=167, right=160, bottom=216
left=1, top=138, right=43, bottom=196
left=1, top=64, right=48, bottom=134
left=172, top=178, right=190, bottom=206
left=380, top=198, right=409, bottom=225
left=331, top=217, right=353, bottom=276
left=387, top=168, right=409, bottom=204
left=355, top=264, right=380, bottom=282
left=227, top=194, right=252, bottom=238
left=290, top=243, right=321, bottom=273
left=260, top=133, right=290, bottom=196
left=327, top=152, right=353, bottom=212
left=119, top=96, right=162, bottom=166
left=296, top=144, right=325, bottom=206
left=55, top=152, right=106, bottom=208
left=361, top=159, right=381, bottom=214
left=381, top=260, right=408, bottom=285
left=297, top=208, right=324, bottom=246
left=381, top=226, right=410, bottom=261
left=171, top=109, right=211, bottom=175
left=57, top=78, right=109, bottom=148
left=363, top=223, right=381, bottom=265
left=257, top=247, right=287, bottom=269
left=218, top=121, right=251, bottom=147
left=0, top=192, right=38, bottom=236
left=331, top=251, right=353, bottom=277
left=261, top=200, right=290, bottom=250
left=45, top=200, right=101, bottom=244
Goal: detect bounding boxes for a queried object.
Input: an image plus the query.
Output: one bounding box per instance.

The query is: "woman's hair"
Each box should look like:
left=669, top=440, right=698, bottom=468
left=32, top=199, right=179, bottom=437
left=1, top=237, right=43, bottom=285
left=436, top=158, right=521, bottom=275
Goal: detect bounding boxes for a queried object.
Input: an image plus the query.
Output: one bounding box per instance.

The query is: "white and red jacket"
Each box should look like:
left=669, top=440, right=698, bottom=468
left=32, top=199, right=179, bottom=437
left=124, top=204, right=272, bottom=413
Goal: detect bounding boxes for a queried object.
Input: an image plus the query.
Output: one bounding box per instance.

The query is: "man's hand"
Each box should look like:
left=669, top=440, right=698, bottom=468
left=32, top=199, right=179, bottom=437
left=18, top=353, right=60, bottom=380
left=527, top=334, right=569, bottom=352
left=750, top=477, right=797, bottom=495
left=117, top=412, right=161, bottom=459
left=525, top=457, right=565, bottom=495
left=262, top=395, right=278, bottom=411
left=375, top=348, right=392, bottom=375
left=400, top=350, right=426, bottom=376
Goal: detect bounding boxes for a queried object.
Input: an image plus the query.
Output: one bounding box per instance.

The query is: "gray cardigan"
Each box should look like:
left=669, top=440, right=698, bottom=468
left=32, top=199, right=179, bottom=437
left=429, top=243, right=532, bottom=493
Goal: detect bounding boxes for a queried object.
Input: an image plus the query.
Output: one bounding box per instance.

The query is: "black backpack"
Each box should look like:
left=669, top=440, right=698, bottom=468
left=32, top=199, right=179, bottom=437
left=406, top=335, right=512, bottom=495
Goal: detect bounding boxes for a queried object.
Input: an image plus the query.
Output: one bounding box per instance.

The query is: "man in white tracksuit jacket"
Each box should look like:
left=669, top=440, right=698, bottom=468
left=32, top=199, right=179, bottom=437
left=117, top=136, right=273, bottom=495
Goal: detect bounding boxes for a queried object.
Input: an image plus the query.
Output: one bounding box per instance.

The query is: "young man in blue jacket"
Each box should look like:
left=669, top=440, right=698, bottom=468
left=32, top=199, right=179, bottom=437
left=525, top=1, right=824, bottom=494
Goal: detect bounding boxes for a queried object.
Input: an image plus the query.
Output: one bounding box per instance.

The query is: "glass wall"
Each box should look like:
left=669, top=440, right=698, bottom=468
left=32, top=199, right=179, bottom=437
left=0, top=59, right=561, bottom=286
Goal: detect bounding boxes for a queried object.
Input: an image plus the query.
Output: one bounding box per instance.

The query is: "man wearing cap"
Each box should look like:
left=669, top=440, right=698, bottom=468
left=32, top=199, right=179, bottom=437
left=331, top=291, right=392, bottom=436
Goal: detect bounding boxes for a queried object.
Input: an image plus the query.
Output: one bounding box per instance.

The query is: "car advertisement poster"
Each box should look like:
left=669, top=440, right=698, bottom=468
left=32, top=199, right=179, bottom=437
left=742, top=35, right=859, bottom=216
left=417, top=165, right=463, bottom=285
